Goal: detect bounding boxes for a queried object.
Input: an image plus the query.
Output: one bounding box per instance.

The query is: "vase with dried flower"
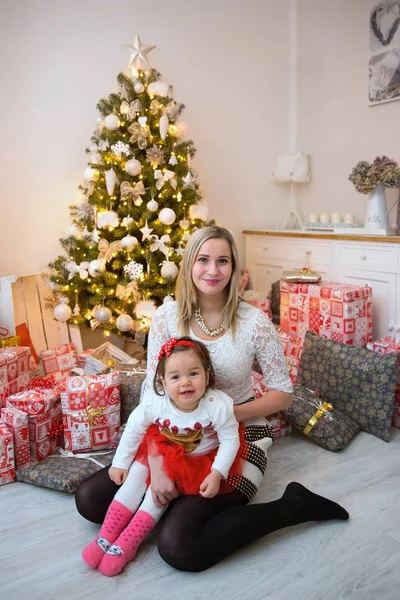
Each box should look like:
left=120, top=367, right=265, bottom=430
left=349, top=156, right=400, bottom=230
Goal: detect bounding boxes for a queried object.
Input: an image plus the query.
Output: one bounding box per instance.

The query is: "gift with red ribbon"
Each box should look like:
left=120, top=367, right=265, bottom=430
left=0, top=417, right=15, bottom=485
left=0, top=404, right=30, bottom=468
left=0, top=347, right=32, bottom=407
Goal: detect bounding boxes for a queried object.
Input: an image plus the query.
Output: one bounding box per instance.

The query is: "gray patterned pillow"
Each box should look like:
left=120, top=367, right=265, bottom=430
left=283, top=384, right=360, bottom=451
left=297, top=331, right=399, bottom=442
left=119, top=370, right=146, bottom=424
left=16, top=451, right=115, bottom=493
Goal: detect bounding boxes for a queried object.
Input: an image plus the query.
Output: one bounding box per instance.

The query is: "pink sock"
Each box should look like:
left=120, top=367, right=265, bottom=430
left=98, top=510, right=155, bottom=577
left=82, top=500, right=133, bottom=568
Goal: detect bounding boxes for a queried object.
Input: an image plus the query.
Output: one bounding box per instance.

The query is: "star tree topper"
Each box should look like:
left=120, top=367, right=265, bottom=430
left=123, top=34, right=156, bottom=72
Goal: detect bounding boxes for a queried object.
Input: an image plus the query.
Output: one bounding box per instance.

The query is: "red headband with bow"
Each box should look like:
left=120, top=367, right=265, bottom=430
left=158, top=338, right=197, bottom=361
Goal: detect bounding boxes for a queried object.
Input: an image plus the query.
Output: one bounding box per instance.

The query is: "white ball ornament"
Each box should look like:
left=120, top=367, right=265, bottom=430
left=159, top=208, right=176, bottom=225
left=134, top=81, right=145, bottom=94
left=95, top=306, right=112, bottom=323
left=125, top=158, right=142, bottom=176
left=104, top=114, right=120, bottom=130
left=116, top=314, right=134, bottom=332
left=88, top=259, right=106, bottom=278
left=163, top=295, right=174, bottom=304
left=189, top=204, right=209, bottom=221
left=53, top=302, right=72, bottom=323
left=121, top=235, right=138, bottom=251
left=147, top=199, right=159, bottom=212
left=83, top=167, right=99, bottom=182
left=161, top=261, right=179, bottom=280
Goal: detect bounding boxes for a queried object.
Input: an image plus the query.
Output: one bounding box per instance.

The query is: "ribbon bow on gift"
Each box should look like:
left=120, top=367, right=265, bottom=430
left=65, top=261, right=90, bottom=280
left=97, top=239, right=123, bottom=262
left=150, top=234, right=171, bottom=259
left=120, top=180, right=146, bottom=201
left=86, top=405, right=107, bottom=427
left=303, top=400, right=333, bottom=436
left=154, top=169, right=177, bottom=190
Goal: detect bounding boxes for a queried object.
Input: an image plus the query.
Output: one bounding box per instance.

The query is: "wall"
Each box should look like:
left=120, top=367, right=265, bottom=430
left=0, top=0, right=290, bottom=275
left=297, top=0, right=400, bottom=225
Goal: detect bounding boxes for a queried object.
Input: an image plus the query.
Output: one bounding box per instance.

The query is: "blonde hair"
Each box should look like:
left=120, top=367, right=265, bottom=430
left=175, top=225, right=240, bottom=335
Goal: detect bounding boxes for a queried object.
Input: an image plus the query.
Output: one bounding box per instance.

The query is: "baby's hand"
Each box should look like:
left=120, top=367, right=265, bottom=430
left=108, top=466, right=128, bottom=485
left=199, top=469, right=222, bottom=498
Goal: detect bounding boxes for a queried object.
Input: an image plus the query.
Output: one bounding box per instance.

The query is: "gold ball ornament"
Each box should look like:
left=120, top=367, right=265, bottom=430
left=116, top=314, right=134, bottom=332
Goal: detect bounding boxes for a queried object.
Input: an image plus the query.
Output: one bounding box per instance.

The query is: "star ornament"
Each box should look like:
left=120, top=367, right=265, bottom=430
left=123, top=34, right=156, bottom=72
left=182, top=171, right=197, bottom=190
left=140, top=219, right=154, bottom=241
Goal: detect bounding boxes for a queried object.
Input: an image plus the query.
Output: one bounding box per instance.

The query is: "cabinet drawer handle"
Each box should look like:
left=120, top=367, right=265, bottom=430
left=388, top=324, right=394, bottom=331
left=360, top=255, right=366, bottom=260
left=266, top=269, right=271, bottom=274
left=263, top=246, right=268, bottom=251
left=396, top=326, right=400, bottom=333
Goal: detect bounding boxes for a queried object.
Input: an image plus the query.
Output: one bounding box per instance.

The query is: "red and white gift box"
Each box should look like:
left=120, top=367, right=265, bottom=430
left=280, top=281, right=373, bottom=347
left=0, top=417, right=15, bottom=485
left=60, top=372, right=120, bottom=453
left=0, top=347, right=32, bottom=407
left=278, top=330, right=304, bottom=384
left=41, top=343, right=78, bottom=376
left=250, top=370, right=292, bottom=438
left=77, top=349, right=94, bottom=369
left=366, top=336, right=400, bottom=428
left=6, top=389, right=63, bottom=461
left=0, top=405, right=30, bottom=468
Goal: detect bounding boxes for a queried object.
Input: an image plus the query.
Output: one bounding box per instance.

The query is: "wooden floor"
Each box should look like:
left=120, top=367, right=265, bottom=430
left=2, top=428, right=400, bottom=600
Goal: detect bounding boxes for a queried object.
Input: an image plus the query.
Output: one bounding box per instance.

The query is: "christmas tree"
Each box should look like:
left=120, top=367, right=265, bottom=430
left=48, top=35, right=209, bottom=339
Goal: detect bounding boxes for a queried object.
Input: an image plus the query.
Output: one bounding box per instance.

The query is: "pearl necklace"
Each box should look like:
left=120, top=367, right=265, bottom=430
left=194, top=308, right=225, bottom=337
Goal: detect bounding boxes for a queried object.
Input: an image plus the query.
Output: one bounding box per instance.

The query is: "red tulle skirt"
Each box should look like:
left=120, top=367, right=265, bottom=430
left=135, top=423, right=245, bottom=496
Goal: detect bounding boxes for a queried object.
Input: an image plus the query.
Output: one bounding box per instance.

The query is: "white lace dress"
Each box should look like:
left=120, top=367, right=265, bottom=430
left=143, top=300, right=293, bottom=500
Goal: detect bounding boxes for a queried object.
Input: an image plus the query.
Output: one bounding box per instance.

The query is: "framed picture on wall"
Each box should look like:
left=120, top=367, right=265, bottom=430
left=369, top=0, right=400, bottom=105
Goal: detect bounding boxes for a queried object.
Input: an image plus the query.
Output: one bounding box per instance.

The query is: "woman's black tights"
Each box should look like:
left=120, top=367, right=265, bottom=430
left=75, top=466, right=348, bottom=572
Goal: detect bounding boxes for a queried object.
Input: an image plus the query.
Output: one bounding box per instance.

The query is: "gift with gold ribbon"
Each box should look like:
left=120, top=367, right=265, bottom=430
left=303, top=401, right=333, bottom=436
left=0, top=335, right=21, bottom=348
left=60, top=372, right=121, bottom=453
left=282, top=384, right=360, bottom=452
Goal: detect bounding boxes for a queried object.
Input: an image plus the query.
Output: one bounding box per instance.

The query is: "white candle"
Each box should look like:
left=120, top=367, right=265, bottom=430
left=320, top=212, right=331, bottom=224
left=331, top=212, right=341, bottom=224
left=344, top=212, right=354, bottom=224
left=309, top=212, right=319, bottom=223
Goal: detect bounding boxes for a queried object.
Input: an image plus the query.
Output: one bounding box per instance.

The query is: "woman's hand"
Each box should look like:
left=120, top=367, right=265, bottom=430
left=148, top=454, right=180, bottom=508
left=199, top=469, right=222, bottom=498
left=108, top=466, right=128, bottom=485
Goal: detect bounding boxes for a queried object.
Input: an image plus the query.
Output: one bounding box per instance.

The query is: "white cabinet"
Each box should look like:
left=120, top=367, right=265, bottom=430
left=243, top=231, right=400, bottom=341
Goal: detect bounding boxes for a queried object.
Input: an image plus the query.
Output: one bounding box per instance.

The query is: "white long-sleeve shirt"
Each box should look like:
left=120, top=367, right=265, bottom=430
left=112, top=388, right=240, bottom=479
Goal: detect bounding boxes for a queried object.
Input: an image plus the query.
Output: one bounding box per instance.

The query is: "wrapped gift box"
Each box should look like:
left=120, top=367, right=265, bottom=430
left=0, top=347, right=32, bottom=406
left=84, top=342, right=138, bottom=375
left=0, top=417, right=15, bottom=485
left=77, top=349, right=94, bottom=369
left=60, top=372, right=121, bottom=453
left=242, top=291, right=272, bottom=319
left=250, top=370, right=292, bottom=438
left=366, top=336, right=400, bottom=428
left=6, top=389, right=63, bottom=461
left=1, top=405, right=30, bottom=468
left=41, top=343, right=78, bottom=376
left=0, top=335, right=21, bottom=348
left=278, top=330, right=304, bottom=384
left=280, top=281, right=373, bottom=347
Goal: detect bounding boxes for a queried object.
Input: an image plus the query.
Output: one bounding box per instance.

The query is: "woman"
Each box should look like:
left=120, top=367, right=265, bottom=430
left=75, top=225, right=349, bottom=572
